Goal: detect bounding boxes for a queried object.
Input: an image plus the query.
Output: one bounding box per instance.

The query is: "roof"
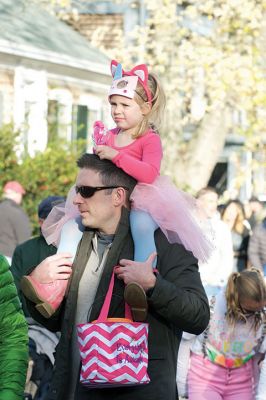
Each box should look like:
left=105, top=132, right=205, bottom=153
left=70, top=0, right=130, bottom=14
left=0, top=0, right=109, bottom=71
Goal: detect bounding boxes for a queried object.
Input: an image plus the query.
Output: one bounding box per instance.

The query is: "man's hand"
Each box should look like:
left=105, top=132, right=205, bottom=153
left=30, top=253, right=73, bottom=283
left=114, top=252, right=157, bottom=292
left=95, top=145, right=119, bottom=160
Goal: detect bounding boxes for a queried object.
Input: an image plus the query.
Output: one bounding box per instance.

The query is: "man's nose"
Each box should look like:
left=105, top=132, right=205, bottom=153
left=73, top=192, right=83, bottom=205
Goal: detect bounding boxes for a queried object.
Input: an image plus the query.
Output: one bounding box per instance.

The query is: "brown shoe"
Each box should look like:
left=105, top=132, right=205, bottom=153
left=124, top=282, right=148, bottom=322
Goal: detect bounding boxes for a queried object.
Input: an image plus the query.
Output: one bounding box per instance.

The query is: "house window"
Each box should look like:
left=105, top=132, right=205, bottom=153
left=47, top=100, right=59, bottom=143
left=72, top=104, right=89, bottom=154
left=47, top=89, right=72, bottom=143
left=72, top=105, right=99, bottom=146
left=47, top=99, right=71, bottom=143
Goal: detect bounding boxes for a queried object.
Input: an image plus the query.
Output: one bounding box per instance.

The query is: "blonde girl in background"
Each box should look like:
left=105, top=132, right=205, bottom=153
left=188, top=268, right=266, bottom=400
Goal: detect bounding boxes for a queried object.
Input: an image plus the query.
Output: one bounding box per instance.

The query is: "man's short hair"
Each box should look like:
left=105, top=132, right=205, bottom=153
left=77, top=154, right=137, bottom=200
left=196, top=186, right=218, bottom=199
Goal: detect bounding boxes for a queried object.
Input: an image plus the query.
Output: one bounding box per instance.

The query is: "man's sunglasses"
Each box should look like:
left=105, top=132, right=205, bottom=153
left=75, top=185, right=128, bottom=199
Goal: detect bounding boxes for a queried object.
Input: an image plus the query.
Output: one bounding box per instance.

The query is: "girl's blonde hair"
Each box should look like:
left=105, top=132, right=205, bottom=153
left=225, top=268, right=266, bottom=330
left=133, top=72, right=166, bottom=138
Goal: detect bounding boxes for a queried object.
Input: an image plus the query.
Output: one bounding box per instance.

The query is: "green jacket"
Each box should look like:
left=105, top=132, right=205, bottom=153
left=26, top=209, right=209, bottom=400
left=11, top=234, right=56, bottom=317
left=0, top=254, right=28, bottom=400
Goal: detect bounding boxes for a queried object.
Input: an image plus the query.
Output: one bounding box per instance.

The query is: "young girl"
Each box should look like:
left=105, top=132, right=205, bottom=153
left=21, top=60, right=212, bottom=319
left=188, top=268, right=266, bottom=400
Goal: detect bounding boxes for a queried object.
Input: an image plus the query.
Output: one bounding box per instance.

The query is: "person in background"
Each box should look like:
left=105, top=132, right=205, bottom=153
left=10, top=196, right=64, bottom=400
left=245, top=197, right=264, bottom=231
left=248, top=217, right=266, bottom=275
left=11, top=195, right=65, bottom=316
left=176, top=187, right=234, bottom=398
left=196, top=187, right=234, bottom=295
left=221, top=199, right=251, bottom=272
left=188, top=268, right=266, bottom=400
left=0, top=180, right=32, bottom=263
left=0, top=253, right=28, bottom=399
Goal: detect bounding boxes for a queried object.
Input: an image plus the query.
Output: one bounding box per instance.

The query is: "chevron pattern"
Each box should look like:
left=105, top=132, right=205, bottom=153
left=77, top=321, right=150, bottom=388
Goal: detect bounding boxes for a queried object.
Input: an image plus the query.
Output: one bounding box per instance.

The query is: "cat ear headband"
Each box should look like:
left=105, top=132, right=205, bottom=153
left=109, top=60, right=152, bottom=104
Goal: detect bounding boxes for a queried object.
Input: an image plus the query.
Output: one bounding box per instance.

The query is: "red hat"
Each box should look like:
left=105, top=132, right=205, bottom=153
left=3, top=181, right=26, bottom=195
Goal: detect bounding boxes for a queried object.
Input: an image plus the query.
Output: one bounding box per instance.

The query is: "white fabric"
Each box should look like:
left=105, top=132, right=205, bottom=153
left=256, top=356, right=266, bottom=400
left=176, top=335, right=196, bottom=398
left=199, top=215, right=234, bottom=287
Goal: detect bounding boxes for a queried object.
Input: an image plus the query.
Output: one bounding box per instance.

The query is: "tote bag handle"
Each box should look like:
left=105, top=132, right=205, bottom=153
left=97, top=269, right=132, bottom=322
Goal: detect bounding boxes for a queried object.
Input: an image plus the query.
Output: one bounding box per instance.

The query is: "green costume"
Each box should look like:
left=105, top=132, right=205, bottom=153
left=0, top=254, right=28, bottom=400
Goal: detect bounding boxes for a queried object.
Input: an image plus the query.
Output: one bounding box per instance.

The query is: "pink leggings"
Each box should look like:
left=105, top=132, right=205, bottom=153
left=188, top=353, right=255, bottom=400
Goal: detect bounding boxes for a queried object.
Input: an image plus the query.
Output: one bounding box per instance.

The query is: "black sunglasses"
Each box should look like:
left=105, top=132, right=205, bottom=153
left=75, top=185, right=128, bottom=199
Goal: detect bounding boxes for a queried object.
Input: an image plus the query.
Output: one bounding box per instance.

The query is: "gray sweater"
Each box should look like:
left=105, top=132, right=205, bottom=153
left=248, top=219, right=266, bottom=271
left=0, top=198, right=31, bottom=258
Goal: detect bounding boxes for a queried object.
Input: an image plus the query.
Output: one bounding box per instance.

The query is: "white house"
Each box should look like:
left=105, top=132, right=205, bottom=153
left=0, top=0, right=112, bottom=156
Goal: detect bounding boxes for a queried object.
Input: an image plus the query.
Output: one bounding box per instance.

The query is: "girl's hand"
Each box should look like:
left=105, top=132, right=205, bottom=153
left=95, top=145, right=119, bottom=160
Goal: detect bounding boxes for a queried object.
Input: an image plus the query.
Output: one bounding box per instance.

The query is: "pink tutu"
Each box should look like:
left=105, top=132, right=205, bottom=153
left=41, top=186, right=79, bottom=247
left=130, top=176, right=213, bottom=262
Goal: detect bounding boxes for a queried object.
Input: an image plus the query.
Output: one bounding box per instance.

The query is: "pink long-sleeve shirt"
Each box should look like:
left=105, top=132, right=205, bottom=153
left=107, top=129, right=163, bottom=184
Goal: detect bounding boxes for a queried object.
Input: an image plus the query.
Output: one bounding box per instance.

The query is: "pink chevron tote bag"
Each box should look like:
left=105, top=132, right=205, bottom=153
left=77, top=271, right=150, bottom=388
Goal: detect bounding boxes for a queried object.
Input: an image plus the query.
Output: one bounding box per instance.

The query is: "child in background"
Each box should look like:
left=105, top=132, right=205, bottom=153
left=188, top=268, right=266, bottom=400
left=21, top=60, right=212, bottom=320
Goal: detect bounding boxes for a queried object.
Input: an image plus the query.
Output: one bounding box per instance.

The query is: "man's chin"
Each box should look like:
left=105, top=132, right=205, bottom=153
left=80, top=216, right=90, bottom=227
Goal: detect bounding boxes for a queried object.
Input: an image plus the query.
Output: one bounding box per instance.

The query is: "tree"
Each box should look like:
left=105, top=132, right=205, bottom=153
left=92, top=0, right=266, bottom=192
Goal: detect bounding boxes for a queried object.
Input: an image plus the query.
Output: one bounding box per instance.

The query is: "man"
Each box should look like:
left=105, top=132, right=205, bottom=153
left=245, top=196, right=264, bottom=230
left=0, top=180, right=32, bottom=262
left=24, top=154, right=209, bottom=400
left=196, top=187, right=234, bottom=295
left=11, top=195, right=65, bottom=316
left=248, top=216, right=266, bottom=273
left=11, top=195, right=64, bottom=400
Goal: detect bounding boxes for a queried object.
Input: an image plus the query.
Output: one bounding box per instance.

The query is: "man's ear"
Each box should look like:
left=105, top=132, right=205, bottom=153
left=113, top=187, right=127, bottom=207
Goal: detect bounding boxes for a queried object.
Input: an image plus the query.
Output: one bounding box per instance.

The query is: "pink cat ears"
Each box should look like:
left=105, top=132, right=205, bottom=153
left=109, top=60, right=152, bottom=104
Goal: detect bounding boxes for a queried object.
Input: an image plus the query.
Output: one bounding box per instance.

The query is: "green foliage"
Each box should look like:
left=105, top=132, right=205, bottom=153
left=0, top=124, right=86, bottom=234
left=0, top=123, right=20, bottom=182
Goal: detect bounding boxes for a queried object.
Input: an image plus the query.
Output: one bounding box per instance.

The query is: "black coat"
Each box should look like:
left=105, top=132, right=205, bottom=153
left=11, top=234, right=56, bottom=317
left=27, top=208, right=209, bottom=400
